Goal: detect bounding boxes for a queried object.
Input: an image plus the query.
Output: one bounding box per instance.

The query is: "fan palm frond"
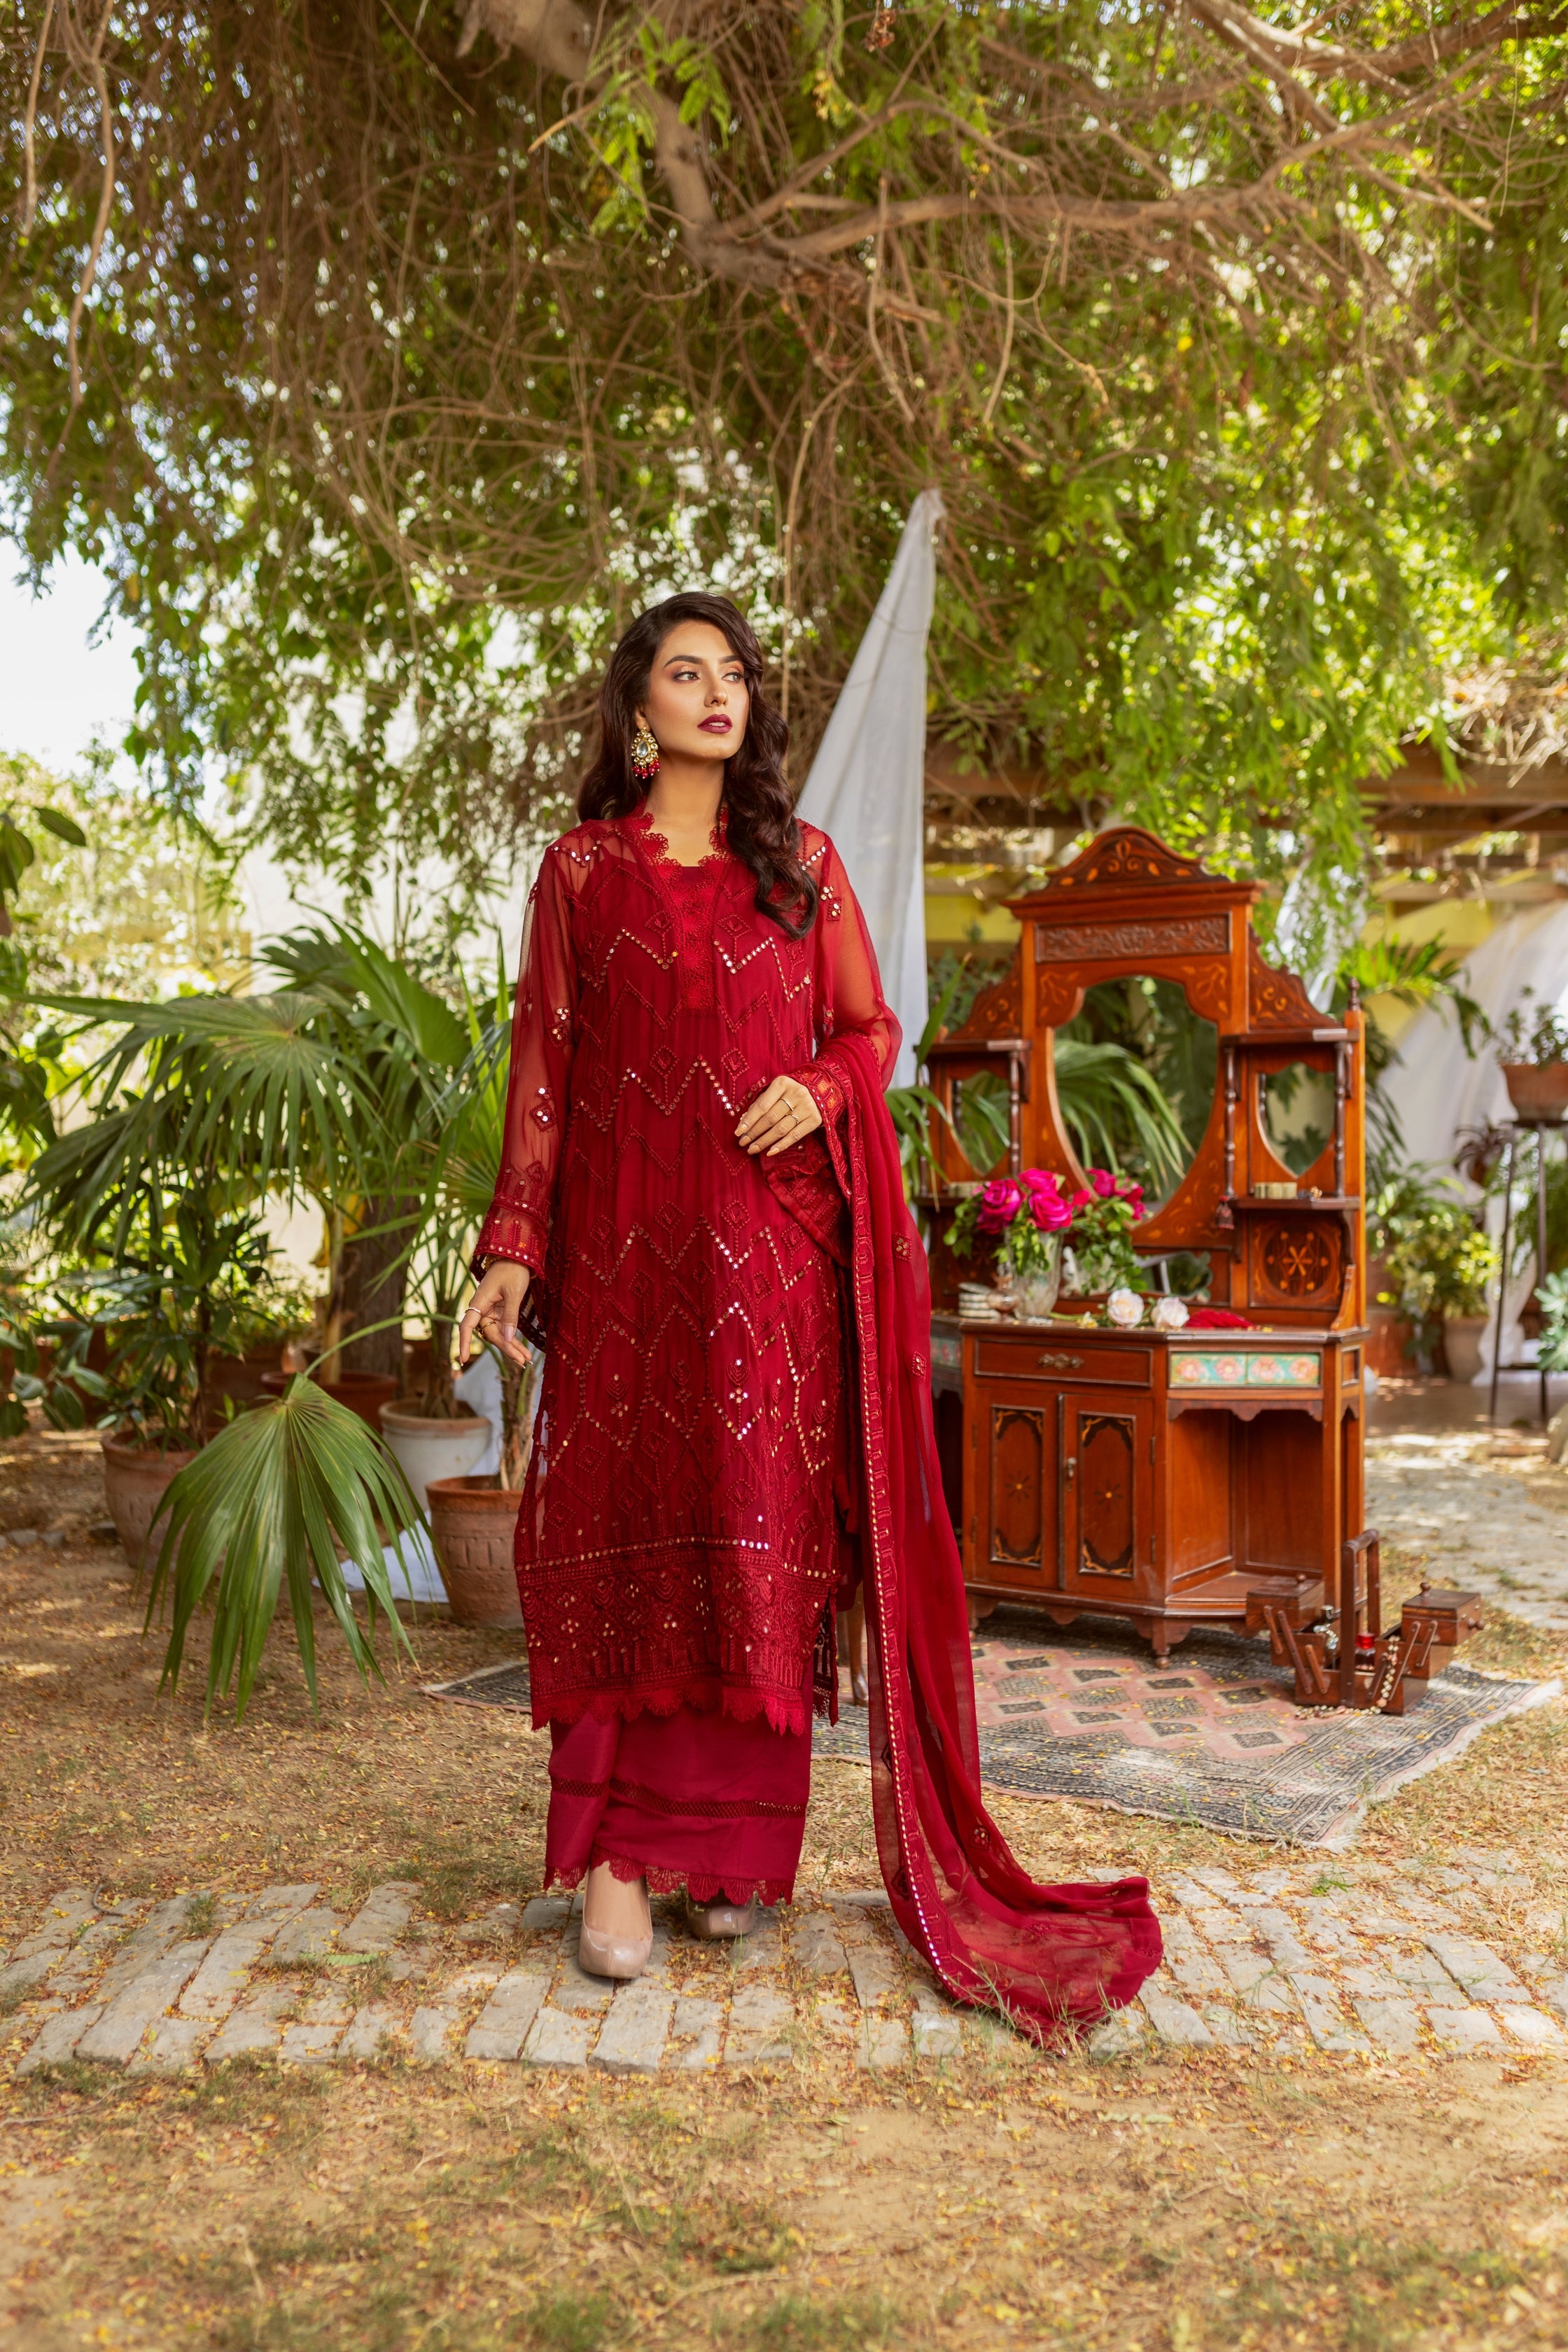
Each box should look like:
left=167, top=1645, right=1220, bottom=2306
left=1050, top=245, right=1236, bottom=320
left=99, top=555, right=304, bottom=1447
left=148, top=1375, right=423, bottom=1721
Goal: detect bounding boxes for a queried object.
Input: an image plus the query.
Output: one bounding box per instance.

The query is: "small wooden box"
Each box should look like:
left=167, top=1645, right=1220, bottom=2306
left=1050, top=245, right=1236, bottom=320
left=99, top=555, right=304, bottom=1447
left=1399, top=1587, right=1483, bottom=1679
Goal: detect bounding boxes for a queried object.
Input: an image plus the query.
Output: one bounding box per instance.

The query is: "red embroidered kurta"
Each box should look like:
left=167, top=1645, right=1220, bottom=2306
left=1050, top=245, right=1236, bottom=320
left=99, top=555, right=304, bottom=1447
left=473, top=811, right=897, bottom=1736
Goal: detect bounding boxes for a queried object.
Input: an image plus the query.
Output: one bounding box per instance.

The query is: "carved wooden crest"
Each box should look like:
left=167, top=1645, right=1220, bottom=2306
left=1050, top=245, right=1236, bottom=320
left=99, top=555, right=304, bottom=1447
left=1035, top=913, right=1231, bottom=962
left=1044, top=827, right=1212, bottom=893
left=1247, top=934, right=1331, bottom=1033
left=955, top=959, right=1021, bottom=1040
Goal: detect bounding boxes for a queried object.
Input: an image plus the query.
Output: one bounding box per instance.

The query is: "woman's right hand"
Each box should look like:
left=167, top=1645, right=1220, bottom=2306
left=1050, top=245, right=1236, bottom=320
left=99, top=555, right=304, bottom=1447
left=457, top=1260, right=533, bottom=1369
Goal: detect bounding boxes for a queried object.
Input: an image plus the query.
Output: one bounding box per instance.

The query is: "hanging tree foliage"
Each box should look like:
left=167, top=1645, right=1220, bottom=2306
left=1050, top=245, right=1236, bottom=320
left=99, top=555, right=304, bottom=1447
left=3, top=2, right=1567, bottom=902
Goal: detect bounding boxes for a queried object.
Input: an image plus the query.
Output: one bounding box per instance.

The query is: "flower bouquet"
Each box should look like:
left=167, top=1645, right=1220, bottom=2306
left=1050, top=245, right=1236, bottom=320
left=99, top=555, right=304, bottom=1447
left=950, top=1168, right=1072, bottom=1320
left=1064, top=1168, right=1146, bottom=1296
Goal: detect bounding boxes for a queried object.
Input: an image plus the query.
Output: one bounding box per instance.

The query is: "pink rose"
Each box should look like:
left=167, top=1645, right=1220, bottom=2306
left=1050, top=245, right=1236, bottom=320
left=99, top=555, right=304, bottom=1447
left=1020, top=1167, right=1062, bottom=1197
left=1088, top=1168, right=1116, bottom=1198
left=1030, top=1189, right=1072, bottom=1232
left=1120, top=1182, right=1145, bottom=1220
left=976, top=1176, right=1023, bottom=1233
left=1068, top=1187, right=1093, bottom=1212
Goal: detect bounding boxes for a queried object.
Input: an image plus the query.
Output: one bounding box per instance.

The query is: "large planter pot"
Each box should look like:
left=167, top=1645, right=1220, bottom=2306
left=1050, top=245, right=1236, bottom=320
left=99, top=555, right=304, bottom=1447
left=260, top=1368, right=400, bottom=1430
left=1443, top=1313, right=1489, bottom=1385
left=99, top=1437, right=195, bottom=1572
left=1365, top=1306, right=1415, bottom=1378
left=1502, top=1060, right=1568, bottom=1120
left=206, top=1345, right=285, bottom=1410
left=377, top=1404, right=493, bottom=1513
left=426, top=1476, right=525, bottom=1628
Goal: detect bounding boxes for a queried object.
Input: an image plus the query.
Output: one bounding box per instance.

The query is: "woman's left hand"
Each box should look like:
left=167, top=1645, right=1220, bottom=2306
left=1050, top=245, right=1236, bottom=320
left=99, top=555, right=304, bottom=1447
left=735, top=1074, right=823, bottom=1157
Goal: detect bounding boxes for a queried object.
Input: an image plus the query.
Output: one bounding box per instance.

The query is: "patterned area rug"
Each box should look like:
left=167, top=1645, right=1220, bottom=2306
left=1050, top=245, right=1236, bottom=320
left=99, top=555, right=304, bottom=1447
left=423, top=1614, right=1558, bottom=1848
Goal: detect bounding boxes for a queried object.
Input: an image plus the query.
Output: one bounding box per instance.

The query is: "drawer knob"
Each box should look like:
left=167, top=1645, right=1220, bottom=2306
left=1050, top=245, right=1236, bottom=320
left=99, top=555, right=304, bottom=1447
left=1038, top=1352, right=1084, bottom=1369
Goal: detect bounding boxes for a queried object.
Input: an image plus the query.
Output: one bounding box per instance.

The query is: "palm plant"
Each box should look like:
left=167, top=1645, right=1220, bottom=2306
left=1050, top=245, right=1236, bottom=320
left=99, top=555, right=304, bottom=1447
left=431, top=971, right=539, bottom=1488
left=148, top=1375, right=424, bottom=1720
left=25, top=921, right=486, bottom=1714
left=885, top=970, right=963, bottom=1200
left=1331, top=936, right=1486, bottom=1186
left=946, top=1043, right=1189, bottom=1196
left=31, top=918, right=470, bottom=1374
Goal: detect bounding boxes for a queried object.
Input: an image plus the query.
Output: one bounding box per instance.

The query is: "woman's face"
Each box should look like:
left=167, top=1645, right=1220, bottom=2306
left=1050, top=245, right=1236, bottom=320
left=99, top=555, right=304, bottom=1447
left=637, top=621, right=750, bottom=767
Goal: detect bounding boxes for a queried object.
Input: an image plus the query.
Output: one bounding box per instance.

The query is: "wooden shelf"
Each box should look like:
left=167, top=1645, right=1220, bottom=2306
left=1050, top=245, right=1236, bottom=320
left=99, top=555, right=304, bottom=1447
left=1219, top=1026, right=1351, bottom=1046
left=1226, top=1194, right=1361, bottom=1211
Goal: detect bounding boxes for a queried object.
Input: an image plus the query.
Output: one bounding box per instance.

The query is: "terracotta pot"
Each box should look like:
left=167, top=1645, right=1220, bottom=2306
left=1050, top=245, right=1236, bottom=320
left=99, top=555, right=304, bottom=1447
left=377, top=1403, right=493, bottom=1513
left=206, top=1345, right=285, bottom=1410
left=99, top=1436, right=195, bottom=1572
left=426, top=1476, right=525, bottom=1628
left=260, top=1368, right=401, bottom=1430
left=1443, top=1314, right=1488, bottom=1385
left=1502, top=1060, right=1568, bottom=1120
left=1365, top=1306, right=1415, bottom=1378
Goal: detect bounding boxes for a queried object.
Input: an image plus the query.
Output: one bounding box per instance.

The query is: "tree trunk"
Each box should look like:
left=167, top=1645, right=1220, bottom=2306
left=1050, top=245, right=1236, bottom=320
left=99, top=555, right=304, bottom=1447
left=330, top=1196, right=417, bottom=1382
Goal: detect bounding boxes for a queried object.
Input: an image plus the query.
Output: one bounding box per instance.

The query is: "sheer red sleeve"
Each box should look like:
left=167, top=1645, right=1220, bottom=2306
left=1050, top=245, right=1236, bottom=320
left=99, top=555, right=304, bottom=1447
left=792, top=832, right=902, bottom=1124
left=472, top=845, right=578, bottom=1277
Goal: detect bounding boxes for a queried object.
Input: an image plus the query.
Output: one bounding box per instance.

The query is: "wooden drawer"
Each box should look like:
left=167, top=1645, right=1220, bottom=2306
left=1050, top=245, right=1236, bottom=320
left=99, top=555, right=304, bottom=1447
left=972, top=1338, right=1153, bottom=1387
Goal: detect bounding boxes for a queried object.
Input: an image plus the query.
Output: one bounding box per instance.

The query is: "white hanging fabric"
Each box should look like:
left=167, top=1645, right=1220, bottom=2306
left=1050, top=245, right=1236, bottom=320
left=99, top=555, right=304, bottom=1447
left=1376, top=899, right=1568, bottom=1377
left=795, top=489, right=944, bottom=1086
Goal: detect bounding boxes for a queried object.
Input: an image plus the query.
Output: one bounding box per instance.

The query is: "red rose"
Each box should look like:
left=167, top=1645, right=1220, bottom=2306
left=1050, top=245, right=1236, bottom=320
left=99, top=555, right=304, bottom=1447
left=1030, top=1189, right=1072, bottom=1232
left=976, top=1177, right=1023, bottom=1233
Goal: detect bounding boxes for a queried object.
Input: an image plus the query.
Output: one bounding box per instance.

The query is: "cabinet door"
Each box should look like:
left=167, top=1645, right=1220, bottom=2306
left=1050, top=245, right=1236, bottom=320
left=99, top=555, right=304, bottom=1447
left=971, top=1380, right=1060, bottom=1592
left=1061, top=1390, right=1154, bottom=1597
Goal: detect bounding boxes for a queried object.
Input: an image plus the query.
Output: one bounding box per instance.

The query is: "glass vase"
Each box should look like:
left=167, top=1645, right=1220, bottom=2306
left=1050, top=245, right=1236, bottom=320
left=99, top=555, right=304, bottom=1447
left=1006, top=1238, right=1063, bottom=1322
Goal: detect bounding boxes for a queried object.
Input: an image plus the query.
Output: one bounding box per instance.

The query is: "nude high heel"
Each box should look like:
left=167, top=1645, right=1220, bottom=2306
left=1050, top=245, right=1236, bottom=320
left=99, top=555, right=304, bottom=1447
left=578, top=1868, right=653, bottom=1980
left=684, top=1893, right=763, bottom=1941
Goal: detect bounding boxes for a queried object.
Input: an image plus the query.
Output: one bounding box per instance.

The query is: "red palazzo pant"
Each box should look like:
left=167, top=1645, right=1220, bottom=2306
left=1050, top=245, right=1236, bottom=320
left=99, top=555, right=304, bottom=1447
left=544, top=1670, right=816, bottom=1908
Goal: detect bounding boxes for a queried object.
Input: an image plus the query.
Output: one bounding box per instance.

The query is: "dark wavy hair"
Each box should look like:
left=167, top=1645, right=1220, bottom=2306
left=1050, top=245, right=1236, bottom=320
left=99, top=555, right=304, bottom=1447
left=576, top=593, right=818, bottom=939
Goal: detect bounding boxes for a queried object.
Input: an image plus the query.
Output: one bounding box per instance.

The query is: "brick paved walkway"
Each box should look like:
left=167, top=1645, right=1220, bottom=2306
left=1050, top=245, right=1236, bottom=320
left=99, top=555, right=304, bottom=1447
left=4, top=1848, right=1563, bottom=2078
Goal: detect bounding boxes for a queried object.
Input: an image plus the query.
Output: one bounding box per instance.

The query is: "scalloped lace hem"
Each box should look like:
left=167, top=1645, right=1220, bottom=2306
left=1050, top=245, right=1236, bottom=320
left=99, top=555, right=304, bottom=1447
left=543, top=1854, right=795, bottom=1907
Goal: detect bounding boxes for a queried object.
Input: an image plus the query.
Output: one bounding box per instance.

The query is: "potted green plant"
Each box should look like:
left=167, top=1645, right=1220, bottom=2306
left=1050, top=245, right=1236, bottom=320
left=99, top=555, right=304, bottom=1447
left=33, top=1199, right=287, bottom=1569
left=376, top=1199, right=493, bottom=1509
left=1372, top=1170, right=1498, bottom=1380
left=1494, top=989, right=1568, bottom=1121
left=418, top=992, right=533, bottom=1628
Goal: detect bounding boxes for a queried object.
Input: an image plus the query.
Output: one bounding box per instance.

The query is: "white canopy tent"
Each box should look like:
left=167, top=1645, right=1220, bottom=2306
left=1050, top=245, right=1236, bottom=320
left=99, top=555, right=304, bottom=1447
left=795, top=490, right=944, bottom=1086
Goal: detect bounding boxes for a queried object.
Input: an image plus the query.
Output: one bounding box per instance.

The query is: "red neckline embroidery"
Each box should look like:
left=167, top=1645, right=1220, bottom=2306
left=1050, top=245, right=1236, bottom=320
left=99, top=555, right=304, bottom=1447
left=628, top=804, right=729, bottom=875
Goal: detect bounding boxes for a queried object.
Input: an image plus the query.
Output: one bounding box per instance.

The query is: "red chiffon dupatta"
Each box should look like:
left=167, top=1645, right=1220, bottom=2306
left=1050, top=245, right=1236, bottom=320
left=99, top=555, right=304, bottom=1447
left=815, top=1032, right=1162, bottom=2038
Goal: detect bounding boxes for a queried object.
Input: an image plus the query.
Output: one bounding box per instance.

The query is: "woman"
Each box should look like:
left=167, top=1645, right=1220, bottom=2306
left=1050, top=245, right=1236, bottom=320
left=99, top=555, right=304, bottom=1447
left=460, top=593, right=1160, bottom=2028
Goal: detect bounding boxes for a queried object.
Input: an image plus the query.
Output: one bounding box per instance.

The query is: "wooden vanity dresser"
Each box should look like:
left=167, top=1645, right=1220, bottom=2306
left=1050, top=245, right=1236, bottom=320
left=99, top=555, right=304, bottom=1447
left=923, top=827, right=1369, bottom=1663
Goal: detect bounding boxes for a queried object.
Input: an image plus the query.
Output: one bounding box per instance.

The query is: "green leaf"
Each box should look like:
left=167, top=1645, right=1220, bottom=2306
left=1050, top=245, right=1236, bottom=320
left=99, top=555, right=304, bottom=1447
left=339, top=932, right=469, bottom=1070
left=148, top=1374, right=423, bottom=1722
left=1051, top=1039, right=1190, bottom=1193
left=32, top=806, right=88, bottom=848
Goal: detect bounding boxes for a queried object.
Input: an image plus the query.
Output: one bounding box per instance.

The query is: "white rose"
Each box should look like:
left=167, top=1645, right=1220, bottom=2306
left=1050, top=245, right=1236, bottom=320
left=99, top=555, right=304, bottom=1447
left=1152, top=1295, right=1190, bottom=1331
left=1106, top=1287, right=1144, bottom=1329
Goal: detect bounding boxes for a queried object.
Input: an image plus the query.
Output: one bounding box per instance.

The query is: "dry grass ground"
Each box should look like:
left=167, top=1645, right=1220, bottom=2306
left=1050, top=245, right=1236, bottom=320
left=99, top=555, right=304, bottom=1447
left=4, top=1428, right=1568, bottom=2352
